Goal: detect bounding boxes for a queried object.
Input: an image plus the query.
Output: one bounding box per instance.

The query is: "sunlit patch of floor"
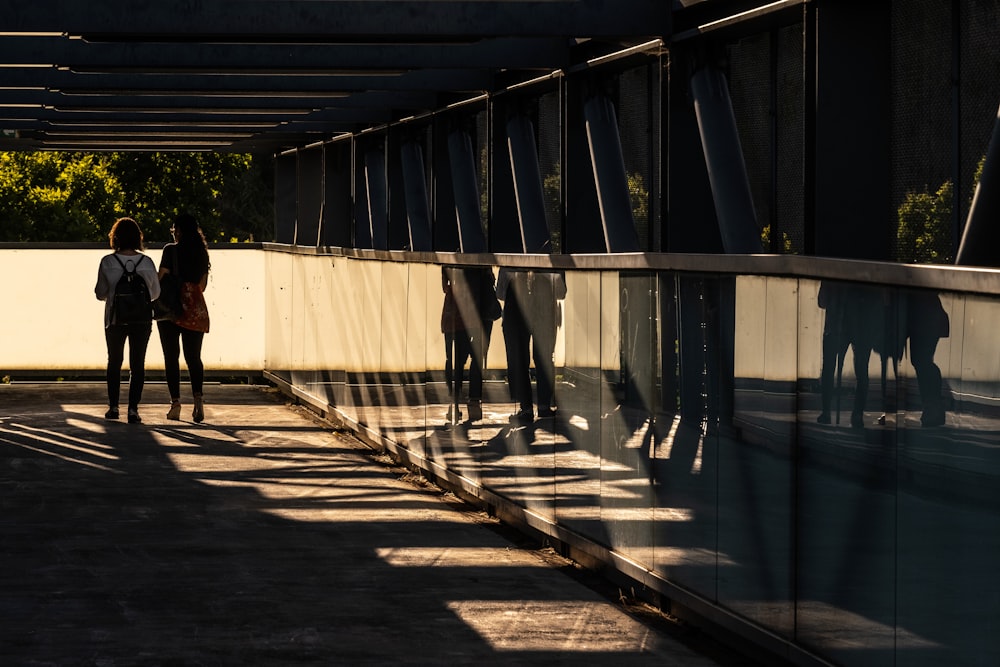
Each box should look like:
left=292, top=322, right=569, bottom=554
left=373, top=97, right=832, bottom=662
left=376, top=546, right=553, bottom=568
left=447, top=600, right=664, bottom=652
left=0, top=421, right=120, bottom=470
left=795, top=601, right=941, bottom=650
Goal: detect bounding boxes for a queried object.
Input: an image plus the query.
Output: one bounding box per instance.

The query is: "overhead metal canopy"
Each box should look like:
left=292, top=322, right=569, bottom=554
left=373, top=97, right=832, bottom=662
left=0, top=0, right=799, bottom=153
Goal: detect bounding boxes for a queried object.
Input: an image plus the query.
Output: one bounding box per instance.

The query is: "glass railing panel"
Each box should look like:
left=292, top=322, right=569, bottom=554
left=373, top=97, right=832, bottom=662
left=795, top=279, right=901, bottom=665
left=297, top=253, right=346, bottom=410
left=421, top=263, right=450, bottom=466
left=263, top=249, right=294, bottom=386
left=652, top=274, right=722, bottom=598
left=718, top=275, right=796, bottom=635
left=342, top=259, right=384, bottom=432
left=600, top=271, right=657, bottom=569
left=372, top=260, right=413, bottom=446
left=327, top=256, right=362, bottom=427
left=424, top=264, right=505, bottom=486
left=460, top=264, right=508, bottom=486
left=389, top=262, right=432, bottom=457
left=896, top=290, right=1000, bottom=664
left=475, top=267, right=563, bottom=521
left=554, top=270, right=605, bottom=541
left=287, top=253, right=312, bottom=394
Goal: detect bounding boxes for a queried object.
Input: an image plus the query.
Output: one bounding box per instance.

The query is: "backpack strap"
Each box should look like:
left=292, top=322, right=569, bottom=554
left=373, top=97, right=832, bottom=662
left=112, top=253, right=139, bottom=273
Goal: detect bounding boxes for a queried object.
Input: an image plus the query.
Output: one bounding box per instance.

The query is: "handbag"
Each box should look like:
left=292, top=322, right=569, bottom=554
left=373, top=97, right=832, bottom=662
left=153, top=273, right=182, bottom=321
left=174, top=282, right=210, bottom=333
left=152, top=246, right=183, bottom=321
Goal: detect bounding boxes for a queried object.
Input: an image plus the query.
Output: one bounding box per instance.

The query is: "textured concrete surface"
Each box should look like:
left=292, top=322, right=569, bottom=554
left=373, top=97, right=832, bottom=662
left=0, top=383, right=754, bottom=666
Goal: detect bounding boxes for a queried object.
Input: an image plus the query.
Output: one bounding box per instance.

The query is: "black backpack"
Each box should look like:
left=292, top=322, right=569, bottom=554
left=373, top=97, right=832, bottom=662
left=110, top=254, right=153, bottom=326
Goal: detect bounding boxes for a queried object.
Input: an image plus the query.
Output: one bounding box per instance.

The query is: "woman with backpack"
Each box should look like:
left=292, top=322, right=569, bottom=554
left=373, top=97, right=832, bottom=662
left=157, top=213, right=211, bottom=423
left=95, top=216, right=161, bottom=424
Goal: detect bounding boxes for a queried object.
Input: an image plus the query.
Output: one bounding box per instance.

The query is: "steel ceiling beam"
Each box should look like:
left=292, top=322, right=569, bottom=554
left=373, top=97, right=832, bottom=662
left=0, top=0, right=679, bottom=152
left=4, top=1, right=669, bottom=38
left=0, top=36, right=571, bottom=71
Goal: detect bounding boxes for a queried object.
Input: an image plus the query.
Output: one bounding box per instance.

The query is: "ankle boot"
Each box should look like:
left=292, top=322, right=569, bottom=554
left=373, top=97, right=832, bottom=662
left=192, top=393, right=205, bottom=423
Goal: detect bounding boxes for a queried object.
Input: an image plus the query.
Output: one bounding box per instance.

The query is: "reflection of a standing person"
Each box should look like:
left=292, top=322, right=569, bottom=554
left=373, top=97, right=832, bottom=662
left=816, top=282, right=887, bottom=428
left=497, top=268, right=566, bottom=424
left=441, top=266, right=501, bottom=423
left=904, top=290, right=949, bottom=427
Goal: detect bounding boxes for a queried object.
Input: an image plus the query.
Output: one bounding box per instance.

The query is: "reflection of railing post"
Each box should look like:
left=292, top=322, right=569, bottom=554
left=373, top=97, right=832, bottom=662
left=678, top=276, right=707, bottom=426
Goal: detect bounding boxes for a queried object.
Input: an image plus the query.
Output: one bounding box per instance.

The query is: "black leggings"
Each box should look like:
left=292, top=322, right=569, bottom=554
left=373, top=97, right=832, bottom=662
left=157, top=320, right=205, bottom=400
left=105, top=322, right=152, bottom=409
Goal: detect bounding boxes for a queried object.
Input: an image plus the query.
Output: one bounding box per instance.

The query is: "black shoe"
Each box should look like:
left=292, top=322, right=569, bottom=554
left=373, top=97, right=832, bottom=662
left=538, top=406, right=556, bottom=419
left=509, top=409, right=533, bottom=425
left=127, top=409, right=142, bottom=424
left=105, top=407, right=119, bottom=420
left=921, top=407, right=946, bottom=427
left=192, top=395, right=205, bottom=423
left=467, top=400, right=483, bottom=422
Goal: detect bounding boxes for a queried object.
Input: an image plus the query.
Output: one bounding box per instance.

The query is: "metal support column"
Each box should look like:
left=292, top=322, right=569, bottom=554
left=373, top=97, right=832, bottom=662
left=689, top=64, right=762, bottom=254
left=506, top=113, right=551, bottom=253
left=957, top=101, right=1000, bottom=267
left=295, top=148, right=323, bottom=247
left=401, top=140, right=433, bottom=252
left=274, top=153, right=297, bottom=244
left=584, top=95, right=640, bottom=252
left=364, top=148, right=388, bottom=250
left=447, top=128, right=487, bottom=253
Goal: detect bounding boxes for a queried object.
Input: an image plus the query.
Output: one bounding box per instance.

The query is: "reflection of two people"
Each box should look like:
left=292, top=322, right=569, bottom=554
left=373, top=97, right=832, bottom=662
left=817, top=282, right=948, bottom=428
left=441, top=266, right=501, bottom=423
left=496, top=268, right=567, bottom=424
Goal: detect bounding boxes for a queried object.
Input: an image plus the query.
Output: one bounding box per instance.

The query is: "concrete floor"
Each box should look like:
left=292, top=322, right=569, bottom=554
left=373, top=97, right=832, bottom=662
left=0, top=382, right=754, bottom=666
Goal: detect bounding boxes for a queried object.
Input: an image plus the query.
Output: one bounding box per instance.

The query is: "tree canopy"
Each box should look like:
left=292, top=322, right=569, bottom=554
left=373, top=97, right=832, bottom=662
left=0, top=151, right=273, bottom=244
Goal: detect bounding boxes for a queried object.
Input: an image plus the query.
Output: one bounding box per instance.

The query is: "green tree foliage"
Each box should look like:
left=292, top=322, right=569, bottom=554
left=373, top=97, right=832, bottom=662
left=0, top=152, right=120, bottom=241
left=895, top=156, right=986, bottom=265
left=541, top=166, right=649, bottom=252
left=897, top=180, right=954, bottom=264
left=0, top=151, right=273, bottom=243
left=760, top=223, right=793, bottom=253
left=627, top=171, right=648, bottom=225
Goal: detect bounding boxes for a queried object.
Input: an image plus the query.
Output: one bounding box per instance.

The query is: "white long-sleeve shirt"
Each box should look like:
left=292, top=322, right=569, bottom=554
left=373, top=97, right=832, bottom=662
left=95, top=252, right=161, bottom=328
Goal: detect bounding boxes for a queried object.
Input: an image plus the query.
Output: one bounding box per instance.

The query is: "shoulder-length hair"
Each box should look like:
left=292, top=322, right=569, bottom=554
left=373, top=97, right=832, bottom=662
left=109, top=217, right=145, bottom=251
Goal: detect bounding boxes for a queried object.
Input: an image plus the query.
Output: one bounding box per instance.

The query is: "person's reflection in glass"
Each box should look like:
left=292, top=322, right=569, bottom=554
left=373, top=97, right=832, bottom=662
left=816, top=282, right=891, bottom=428
left=441, top=266, right=501, bottom=424
left=497, top=268, right=566, bottom=424
left=903, top=289, right=950, bottom=427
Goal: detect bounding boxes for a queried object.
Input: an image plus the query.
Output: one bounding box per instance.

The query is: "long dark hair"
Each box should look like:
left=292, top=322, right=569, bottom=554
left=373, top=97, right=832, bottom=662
left=174, top=213, right=211, bottom=278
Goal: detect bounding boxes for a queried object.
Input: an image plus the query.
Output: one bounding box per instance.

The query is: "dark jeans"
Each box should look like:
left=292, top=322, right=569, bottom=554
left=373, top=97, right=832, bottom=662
left=105, top=322, right=152, bottom=409
left=444, top=322, right=492, bottom=403
left=157, top=320, right=206, bottom=400
left=502, top=294, right=556, bottom=413
left=444, top=331, right=472, bottom=400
